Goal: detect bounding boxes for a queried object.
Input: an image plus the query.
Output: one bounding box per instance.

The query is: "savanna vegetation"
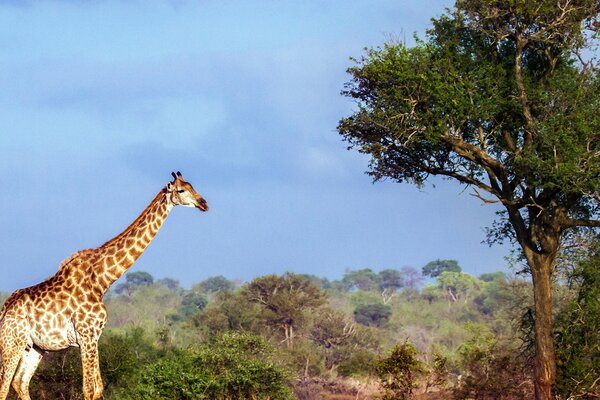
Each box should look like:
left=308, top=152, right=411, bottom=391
left=1, top=241, right=598, bottom=399
left=1, top=1, right=598, bottom=399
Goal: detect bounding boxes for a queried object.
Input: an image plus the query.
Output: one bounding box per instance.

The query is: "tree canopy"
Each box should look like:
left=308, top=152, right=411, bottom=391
left=422, top=259, right=462, bottom=278
left=338, top=1, right=599, bottom=397
left=244, top=272, right=326, bottom=346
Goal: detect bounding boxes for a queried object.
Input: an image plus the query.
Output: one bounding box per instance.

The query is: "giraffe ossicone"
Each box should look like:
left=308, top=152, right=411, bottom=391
left=0, top=172, right=208, bottom=400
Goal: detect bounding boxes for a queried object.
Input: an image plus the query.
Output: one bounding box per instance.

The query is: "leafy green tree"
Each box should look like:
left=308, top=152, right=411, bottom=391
left=193, top=275, right=235, bottom=294
left=298, top=274, right=331, bottom=290
left=126, top=271, right=154, bottom=286
left=337, top=1, right=599, bottom=396
left=353, top=303, right=392, bottom=327
left=156, top=277, right=180, bottom=292
left=436, top=271, right=483, bottom=303
left=474, top=273, right=512, bottom=315
left=421, top=284, right=442, bottom=304
left=115, top=271, right=155, bottom=295
left=194, top=291, right=262, bottom=334
left=375, top=342, right=426, bottom=400
left=179, top=291, right=208, bottom=317
left=378, top=268, right=404, bottom=291
left=478, top=271, right=506, bottom=283
left=422, top=259, right=462, bottom=278
left=309, top=307, right=373, bottom=373
left=555, top=240, right=600, bottom=398
left=245, top=273, right=326, bottom=347
left=342, top=268, right=380, bottom=291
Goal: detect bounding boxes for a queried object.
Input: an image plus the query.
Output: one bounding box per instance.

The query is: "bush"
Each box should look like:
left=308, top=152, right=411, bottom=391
left=354, top=303, right=392, bottom=327
left=453, top=323, right=532, bottom=399
left=120, top=332, right=293, bottom=400
left=28, top=328, right=157, bottom=400
left=375, top=342, right=425, bottom=400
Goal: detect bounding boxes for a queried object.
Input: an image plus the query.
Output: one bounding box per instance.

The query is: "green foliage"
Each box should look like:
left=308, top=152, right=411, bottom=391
left=245, top=273, right=327, bottom=346
left=156, top=277, right=180, bottom=292
left=454, top=323, right=532, bottom=399
left=121, top=332, right=293, bottom=400
left=179, top=291, right=208, bottom=317
left=422, top=259, right=462, bottom=278
left=337, top=1, right=600, bottom=393
left=193, top=276, right=235, bottom=294
left=353, top=303, right=392, bottom=327
left=194, top=291, right=262, bottom=335
left=375, top=342, right=425, bottom=400
left=115, top=271, right=155, bottom=295
left=342, top=268, right=380, bottom=291
left=436, top=271, right=483, bottom=303
left=28, top=328, right=158, bottom=400
left=426, top=352, right=449, bottom=391
left=378, top=268, right=404, bottom=291
left=555, top=241, right=600, bottom=399
left=420, top=283, right=442, bottom=304
left=106, top=285, right=181, bottom=329
left=30, top=347, right=82, bottom=400
left=309, top=307, right=380, bottom=375
left=474, top=274, right=512, bottom=316
left=13, top=268, right=537, bottom=398
left=478, top=271, right=506, bottom=282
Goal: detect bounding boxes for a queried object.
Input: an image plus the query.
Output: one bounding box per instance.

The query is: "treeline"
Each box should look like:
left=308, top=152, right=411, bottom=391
left=1, top=249, right=599, bottom=399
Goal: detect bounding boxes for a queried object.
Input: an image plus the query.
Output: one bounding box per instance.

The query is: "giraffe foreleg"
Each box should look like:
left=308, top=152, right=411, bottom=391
left=11, top=347, right=42, bottom=400
left=80, top=340, right=103, bottom=400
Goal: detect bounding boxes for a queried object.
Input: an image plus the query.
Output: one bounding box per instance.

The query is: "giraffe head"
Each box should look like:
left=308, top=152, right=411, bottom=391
left=166, top=171, right=209, bottom=211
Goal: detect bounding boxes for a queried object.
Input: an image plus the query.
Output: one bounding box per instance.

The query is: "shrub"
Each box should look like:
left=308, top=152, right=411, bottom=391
left=453, top=323, right=532, bottom=399
left=120, top=332, right=293, bottom=400
left=354, top=303, right=392, bottom=327
left=375, top=342, right=425, bottom=400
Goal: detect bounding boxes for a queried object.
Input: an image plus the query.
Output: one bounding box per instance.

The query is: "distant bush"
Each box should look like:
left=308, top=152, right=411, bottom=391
left=354, top=303, right=392, bottom=327
left=375, top=342, right=425, bottom=400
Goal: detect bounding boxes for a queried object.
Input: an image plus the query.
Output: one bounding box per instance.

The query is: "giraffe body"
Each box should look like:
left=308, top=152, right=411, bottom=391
left=0, top=172, right=208, bottom=400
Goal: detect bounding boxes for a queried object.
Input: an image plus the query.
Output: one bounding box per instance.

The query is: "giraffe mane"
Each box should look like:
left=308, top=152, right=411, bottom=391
left=57, top=249, right=94, bottom=271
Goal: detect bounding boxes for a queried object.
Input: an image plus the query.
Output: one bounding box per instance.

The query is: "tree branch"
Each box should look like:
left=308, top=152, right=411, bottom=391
left=514, top=35, right=536, bottom=149
left=561, top=218, right=600, bottom=229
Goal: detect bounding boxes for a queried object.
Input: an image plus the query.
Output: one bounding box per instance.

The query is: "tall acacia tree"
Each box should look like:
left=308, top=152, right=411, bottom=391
left=338, top=1, right=599, bottom=398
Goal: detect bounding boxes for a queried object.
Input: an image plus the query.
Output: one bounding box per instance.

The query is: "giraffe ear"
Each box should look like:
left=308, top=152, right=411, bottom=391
left=166, top=182, right=172, bottom=191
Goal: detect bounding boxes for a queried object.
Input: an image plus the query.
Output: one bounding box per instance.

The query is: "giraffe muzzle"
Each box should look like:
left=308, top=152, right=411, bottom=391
left=197, top=198, right=209, bottom=212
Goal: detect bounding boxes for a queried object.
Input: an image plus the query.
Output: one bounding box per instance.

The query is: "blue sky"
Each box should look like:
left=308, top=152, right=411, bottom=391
left=0, top=0, right=512, bottom=292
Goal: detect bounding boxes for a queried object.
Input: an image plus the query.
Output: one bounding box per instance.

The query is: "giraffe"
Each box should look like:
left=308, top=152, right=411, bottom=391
left=0, top=171, right=208, bottom=400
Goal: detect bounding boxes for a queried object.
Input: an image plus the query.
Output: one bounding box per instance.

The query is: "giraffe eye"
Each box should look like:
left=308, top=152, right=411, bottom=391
left=177, top=190, right=185, bottom=193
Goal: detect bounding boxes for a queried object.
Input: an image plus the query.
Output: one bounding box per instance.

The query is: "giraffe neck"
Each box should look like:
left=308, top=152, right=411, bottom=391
left=93, top=188, right=173, bottom=294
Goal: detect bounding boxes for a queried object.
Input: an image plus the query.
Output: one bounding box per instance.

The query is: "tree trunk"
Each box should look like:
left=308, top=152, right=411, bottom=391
left=528, top=253, right=557, bottom=400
